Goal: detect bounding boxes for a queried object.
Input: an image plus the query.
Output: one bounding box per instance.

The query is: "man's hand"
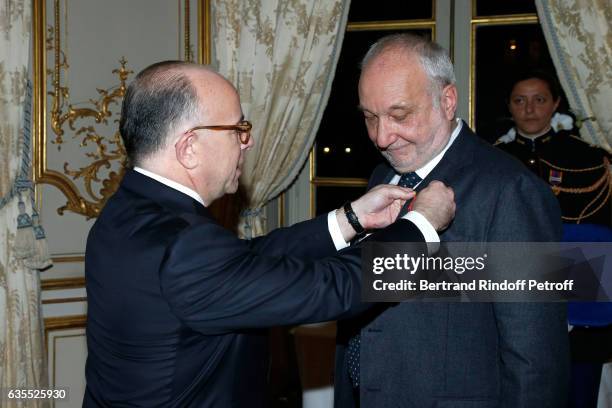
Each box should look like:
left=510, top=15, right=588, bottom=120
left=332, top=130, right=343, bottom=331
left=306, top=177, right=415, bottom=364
left=336, top=184, right=415, bottom=242
left=411, top=181, right=455, bottom=231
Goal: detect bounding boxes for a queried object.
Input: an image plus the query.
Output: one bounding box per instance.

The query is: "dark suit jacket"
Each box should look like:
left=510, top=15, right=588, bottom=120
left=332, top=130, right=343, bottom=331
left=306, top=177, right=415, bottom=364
left=83, top=170, right=424, bottom=407
left=335, top=122, right=570, bottom=408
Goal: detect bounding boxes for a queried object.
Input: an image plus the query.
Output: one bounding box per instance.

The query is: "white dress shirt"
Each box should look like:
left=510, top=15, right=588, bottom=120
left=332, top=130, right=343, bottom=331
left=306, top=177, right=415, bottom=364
left=134, top=167, right=206, bottom=206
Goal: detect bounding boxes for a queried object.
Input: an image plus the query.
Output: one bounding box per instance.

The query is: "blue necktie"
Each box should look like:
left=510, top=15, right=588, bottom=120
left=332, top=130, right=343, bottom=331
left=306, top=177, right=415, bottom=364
left=397, top=172, right=422, bottom=218
left=397, top=171, right=422, bottom=189
left=346, top=172, right=421, bottom=388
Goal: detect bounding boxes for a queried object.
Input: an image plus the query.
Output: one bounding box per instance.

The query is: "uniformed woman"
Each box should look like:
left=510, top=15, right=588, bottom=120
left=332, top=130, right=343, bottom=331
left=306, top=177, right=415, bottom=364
left=495, top=70, right=611, bottom=226
left=496, top=70, right=612, bottom=407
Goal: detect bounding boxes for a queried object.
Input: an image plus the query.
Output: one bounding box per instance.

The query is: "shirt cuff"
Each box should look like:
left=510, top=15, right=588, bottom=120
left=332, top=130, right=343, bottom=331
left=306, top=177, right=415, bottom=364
left=327, top=210, right=350, bottom=250
left=402, top=210, right=440, bottom=253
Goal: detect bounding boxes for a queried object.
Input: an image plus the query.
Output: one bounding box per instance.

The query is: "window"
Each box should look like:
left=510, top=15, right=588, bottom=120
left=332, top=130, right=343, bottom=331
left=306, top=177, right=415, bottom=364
left=474, top=0, right=536, bottom=17
left=471, top=0, right=566, bottom=141
left=311, top=3, right=434, bottom=216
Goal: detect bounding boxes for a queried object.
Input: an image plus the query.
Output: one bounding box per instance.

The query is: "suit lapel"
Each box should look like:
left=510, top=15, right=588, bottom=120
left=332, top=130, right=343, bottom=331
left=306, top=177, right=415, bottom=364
left=381, top=169, right=396, bottom=184
left=367, top=163, right=397, bottom=190
left=415, top=121, right=476, bottom=193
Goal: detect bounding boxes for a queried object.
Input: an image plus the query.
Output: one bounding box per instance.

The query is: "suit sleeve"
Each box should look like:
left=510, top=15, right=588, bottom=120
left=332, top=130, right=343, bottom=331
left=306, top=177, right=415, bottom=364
left=488, top=174, right=570, bottom=408
left=247, top=214, right=336, bottom=260
left=159, top=218, right=424, bottom=335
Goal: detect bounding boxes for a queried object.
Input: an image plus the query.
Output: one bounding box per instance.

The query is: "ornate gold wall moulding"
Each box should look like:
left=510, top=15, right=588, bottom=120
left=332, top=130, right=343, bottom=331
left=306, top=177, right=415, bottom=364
left=184, top=0, right=193, bottom=62
left=347, top=20, right=435, bottom=32
left=50, top=333, right=87, bottom=389
left=50, top=254, right=84, bottom=263
left=44, top=314, right=87, bottom=352
left=33, top=0, right=208, bottom=219
left=50, top=58, right=132, bottom=148
left=42, top=296, right=87, bottom=305
left=34, top=0, right=132, bottom=219
left=41, top=277, right=86, bottom=290
left=199, top=0, right=211, bottom=64
left=49, top=56, right=132, bottom=218
left=33, top=0, right=134, bottom=219
left=45, top=314, right=87, bottom=330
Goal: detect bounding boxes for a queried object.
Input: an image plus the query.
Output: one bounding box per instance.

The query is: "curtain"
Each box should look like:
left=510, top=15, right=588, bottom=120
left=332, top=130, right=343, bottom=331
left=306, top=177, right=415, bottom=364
left=212, top=0, right=350, bottom=238
left=536, top=0, right=612, bottom=152
left=0, top=0, right=51, bottom=404
left=537, top=5, right=612, bottom=405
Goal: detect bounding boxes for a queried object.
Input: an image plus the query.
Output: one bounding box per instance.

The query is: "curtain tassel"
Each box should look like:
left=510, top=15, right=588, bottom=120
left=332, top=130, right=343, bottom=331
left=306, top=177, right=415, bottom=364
left=13, top=195, right=36, bottom=259
left=24, top=210, right=52, bottom=270
left=239, top=207, right=264, bottom=239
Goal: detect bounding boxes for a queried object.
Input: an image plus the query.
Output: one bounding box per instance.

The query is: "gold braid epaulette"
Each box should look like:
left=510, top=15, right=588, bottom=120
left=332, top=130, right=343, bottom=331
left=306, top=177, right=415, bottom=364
left=548, top=157, right=612, bottom=222
left=539, top=158, right=607, bottom=173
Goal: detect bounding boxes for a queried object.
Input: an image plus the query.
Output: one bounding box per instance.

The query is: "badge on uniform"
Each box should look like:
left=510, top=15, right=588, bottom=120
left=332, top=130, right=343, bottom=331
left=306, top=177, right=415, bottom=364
left=549, top=169, right=563, bottom=185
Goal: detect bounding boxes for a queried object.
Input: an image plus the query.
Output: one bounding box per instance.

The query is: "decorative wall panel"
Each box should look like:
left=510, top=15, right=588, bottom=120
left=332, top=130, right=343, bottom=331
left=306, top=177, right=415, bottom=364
left=45, top=316, right=86, bottom=408
left=32, top=0, right=205, bottom=280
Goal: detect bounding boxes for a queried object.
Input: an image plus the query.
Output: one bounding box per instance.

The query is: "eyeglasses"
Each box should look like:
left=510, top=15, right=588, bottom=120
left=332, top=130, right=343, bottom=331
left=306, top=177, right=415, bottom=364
left=186, top=120, right=252, bottom=145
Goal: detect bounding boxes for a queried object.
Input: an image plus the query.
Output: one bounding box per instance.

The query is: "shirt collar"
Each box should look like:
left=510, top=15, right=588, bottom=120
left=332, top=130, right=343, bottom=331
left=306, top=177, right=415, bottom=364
left=133, top=167, right=206, bottom=207
left=390, top=118, right=463, bottom=184
left=516, top=125, right=552, bottom=141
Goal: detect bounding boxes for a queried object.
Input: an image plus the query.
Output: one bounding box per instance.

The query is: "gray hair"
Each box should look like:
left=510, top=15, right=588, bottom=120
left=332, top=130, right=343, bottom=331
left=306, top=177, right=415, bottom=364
left=361, top=34, right=456, bottom=105
left=119, top=61, right=203, bottom=166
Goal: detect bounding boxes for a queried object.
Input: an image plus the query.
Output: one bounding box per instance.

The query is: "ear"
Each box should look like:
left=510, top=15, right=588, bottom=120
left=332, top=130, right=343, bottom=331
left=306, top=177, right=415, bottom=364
left=440, top=84, right=458, bottom=120
left=175, top=132, right=198, bottom=170
left=552, top=97, right=560, bottom=112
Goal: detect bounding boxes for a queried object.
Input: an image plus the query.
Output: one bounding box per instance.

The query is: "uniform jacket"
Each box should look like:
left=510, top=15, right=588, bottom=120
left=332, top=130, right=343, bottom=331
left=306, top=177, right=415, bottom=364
left=496, top=129, right=611, bottom=226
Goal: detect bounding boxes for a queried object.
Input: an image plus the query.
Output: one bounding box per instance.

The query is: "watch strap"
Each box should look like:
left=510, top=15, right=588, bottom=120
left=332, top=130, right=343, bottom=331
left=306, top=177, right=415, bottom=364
left=343, top=201, right=365, bottom=235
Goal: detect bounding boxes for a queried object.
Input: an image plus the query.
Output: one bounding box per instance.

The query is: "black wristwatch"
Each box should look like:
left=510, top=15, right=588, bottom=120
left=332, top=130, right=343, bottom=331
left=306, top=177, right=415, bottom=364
left=343, top=201, right=365, bottom=235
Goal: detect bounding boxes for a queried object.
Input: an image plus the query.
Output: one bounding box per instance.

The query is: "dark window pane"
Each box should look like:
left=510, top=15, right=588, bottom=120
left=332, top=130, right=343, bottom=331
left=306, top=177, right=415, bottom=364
left=315, top=28, right=432, bottom=179
left=475, top=0, right=536, bottom=16
left=348, top=1, right=433, bottom=22
left=315, top=186, right=367, bottom=217
left=474, top=24, right=567, bottom=142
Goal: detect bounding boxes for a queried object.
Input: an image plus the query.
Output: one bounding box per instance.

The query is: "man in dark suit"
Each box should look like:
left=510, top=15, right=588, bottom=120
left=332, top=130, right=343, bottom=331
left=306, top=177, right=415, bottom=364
left=334, top=34, right=570, bottom=407
left=83, top=61, right=456, bottom=407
